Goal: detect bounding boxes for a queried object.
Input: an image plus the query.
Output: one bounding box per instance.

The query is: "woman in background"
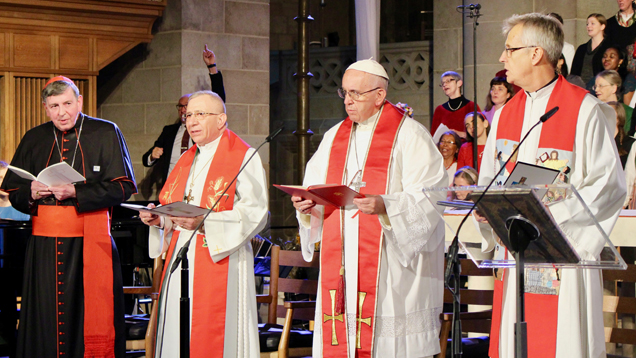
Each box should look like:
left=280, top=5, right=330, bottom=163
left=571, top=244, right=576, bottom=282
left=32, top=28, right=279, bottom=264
left=457, top=112, right=489, bottom=172
left=483, top=76, right=515, bottom=123
left=595, top=70, right=636, bottom=135
left=571, top=13, right=609, bottom=85
left=607, top=101, right=636, bottom=208
left=438, top=131, right=461, bottom=186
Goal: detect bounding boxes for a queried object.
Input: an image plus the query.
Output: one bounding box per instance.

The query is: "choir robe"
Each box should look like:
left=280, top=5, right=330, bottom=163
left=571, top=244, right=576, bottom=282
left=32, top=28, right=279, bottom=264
left=1, top=114, right=136, bottom=358
left=148, top=134, right=268, bottom=358
left=478, top=80, right=626, bottom=358
left=298, top=109, right=448, bottom=358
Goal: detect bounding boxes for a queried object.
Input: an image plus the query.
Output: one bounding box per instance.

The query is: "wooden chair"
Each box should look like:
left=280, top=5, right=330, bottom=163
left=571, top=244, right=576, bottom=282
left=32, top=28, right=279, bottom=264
left=259, top=245, right=319, bottom=358
left=603, top=263, right=636, bottom=357
left=122, top=257, right=163, bottom=358
left=437, top=258, right=494, bottom=358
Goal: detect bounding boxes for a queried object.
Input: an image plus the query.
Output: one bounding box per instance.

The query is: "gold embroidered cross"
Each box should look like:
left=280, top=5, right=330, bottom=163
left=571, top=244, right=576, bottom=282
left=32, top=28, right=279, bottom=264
left=213, top=245, right=222, bottom=254
left=184, top=189, right=194, bottom=204
left=355, top=292, right=372, bottom=349
left=323, top=289, right=344, bottom=345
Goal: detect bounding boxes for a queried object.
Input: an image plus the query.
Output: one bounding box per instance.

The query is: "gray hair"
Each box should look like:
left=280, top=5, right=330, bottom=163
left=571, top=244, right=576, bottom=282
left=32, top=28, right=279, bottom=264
left=188, top=90, right=226, bottom=113
left=441, top=71, right=463, bottom=83
left=41, top=80, right=80, bottom=103
left=503, top=13, right=564, bottom=68
left=597, top=69, right=622, bottom=88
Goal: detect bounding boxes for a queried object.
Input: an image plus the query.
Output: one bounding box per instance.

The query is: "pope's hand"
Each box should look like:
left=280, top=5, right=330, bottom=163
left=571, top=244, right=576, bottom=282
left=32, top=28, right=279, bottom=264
left=292, top=195, right=315, bottom=214
left=353, top=195, right=386, bottom=215
left=171, top=215, right=204, bottom=231
left=140, top=203, right=161, bottom=227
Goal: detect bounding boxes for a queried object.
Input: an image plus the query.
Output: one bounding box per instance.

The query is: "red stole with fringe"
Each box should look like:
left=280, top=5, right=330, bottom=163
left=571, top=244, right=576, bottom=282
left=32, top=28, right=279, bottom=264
left=489, top=76, right=587, bottom=358
left=320, top=102, right=405, bottom=357
left=158, top=129, right=249, bottom=358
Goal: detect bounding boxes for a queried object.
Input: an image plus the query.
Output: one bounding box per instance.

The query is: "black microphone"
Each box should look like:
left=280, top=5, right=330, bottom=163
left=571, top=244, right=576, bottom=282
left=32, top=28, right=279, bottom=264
left=540, top=106, right=559, bottom=122
left=457, top=3, right=481, bottom=10
left=266, top=125, right=284, bottom=142
left=169, top=126, right=285, bottom=274
left=444, top=106, right=559, bottom=287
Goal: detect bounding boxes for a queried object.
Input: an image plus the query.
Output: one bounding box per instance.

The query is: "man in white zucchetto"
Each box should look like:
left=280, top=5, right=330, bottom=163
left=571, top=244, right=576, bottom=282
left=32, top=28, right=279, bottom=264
left=291, top=58, right=448, bottom=358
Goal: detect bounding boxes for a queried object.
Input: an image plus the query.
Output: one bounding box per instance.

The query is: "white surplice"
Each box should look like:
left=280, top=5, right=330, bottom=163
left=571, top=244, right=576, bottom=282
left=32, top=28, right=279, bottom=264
left=148, top=134, right=268, bottom=358
left=298, top=108, right=448, bottom=358
left=478, top=80, right=627, bottom=358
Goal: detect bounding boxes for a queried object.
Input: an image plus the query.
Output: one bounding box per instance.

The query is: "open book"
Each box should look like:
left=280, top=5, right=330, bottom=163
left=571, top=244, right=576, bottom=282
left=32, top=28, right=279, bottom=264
left=274, top=184, right=365, bottom=207
left=8, top=162, right=85, bottom=187
left=121, top=202, right=209, bottom=218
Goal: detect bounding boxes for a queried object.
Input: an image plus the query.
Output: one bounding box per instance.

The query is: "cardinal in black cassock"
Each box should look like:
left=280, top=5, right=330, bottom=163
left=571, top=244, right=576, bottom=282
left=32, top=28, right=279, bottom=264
left=1, top=76, right=136, bottom=358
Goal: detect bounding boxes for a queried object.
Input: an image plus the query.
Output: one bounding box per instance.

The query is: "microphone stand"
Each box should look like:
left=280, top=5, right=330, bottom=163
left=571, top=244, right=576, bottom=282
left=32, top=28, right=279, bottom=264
left=443, top=106, right=558, bottom=358
left=449, top=4, right=481, bottom=357
left=169, top=126, right=284, bottom=358
left=457, top=3, right=482, bottom=170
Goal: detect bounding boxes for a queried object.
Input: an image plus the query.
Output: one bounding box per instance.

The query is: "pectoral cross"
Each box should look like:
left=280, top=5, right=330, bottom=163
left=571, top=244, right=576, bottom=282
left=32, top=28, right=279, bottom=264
left=184, top=189, right=194, bottom=204
left=349, top=170, right=366, bottom=192
left=355, top=292, right=372, bottom=349
left=323, top=289, right=344, bottom=345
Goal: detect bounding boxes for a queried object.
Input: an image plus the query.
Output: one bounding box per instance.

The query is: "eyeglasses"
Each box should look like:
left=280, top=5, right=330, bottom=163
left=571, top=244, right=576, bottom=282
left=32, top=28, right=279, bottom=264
left=439, top=140, right=457, bottom=146
left=439, top=78, right=457, bottom=87
left=503, top=46, right=537, bottom=57
left=176, top=104, right=187, bottom=109
left=592, top=84, right=612, bottom=91
left=182, top=112, right=221, bottom=120
left=337, top=87, right=381, bottom=101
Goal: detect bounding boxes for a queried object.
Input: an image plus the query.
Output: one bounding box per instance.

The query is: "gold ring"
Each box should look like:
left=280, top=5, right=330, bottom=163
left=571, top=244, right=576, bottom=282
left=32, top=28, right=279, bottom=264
left=36, top=191, right=39, bottom=196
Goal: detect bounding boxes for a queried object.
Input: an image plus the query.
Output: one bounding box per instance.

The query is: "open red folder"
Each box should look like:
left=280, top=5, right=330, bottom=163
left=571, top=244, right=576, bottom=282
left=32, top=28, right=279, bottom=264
left=274, top=184, right=365, bottom=207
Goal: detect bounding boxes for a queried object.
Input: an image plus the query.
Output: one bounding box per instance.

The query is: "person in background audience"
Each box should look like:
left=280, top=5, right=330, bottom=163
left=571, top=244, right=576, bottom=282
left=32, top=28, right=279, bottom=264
left=571, top=13, right=609, bottom=85
left=607, top=101, right=636, bottom=208
left=595, top=46, right=636, bottom=105
left=431, top=71, right=480, bottom=139
left=142, top=45, right=226, bottom=192
left=452, top=166, right=478, bottom=200
left=483, top=76, right=515, bottom=123
left=606, top=0, right=636, bottom=50
left=438, top=131, right=461, bottom=186
left=549, top=13, right=576, bottom=71
left=457, top=112, right=489, bottom=172
left=595, top=70, right=636, bottom=135
left=0, top=161, right=30, bottom=221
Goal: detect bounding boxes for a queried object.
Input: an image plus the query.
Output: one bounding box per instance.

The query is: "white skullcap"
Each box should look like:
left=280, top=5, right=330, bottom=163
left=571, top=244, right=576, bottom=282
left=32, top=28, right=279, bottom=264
left=346, top=58, right=389, bottom=80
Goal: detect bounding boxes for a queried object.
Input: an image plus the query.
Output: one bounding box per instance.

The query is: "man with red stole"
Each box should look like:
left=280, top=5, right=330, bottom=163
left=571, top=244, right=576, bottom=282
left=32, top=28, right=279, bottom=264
left=478, top=13, right=626, bottom=358
left=1, top=77, right=137, bottom=358
left=291, top=59, right=448, bottom=357
left=139, top=91, right=267, bottom=358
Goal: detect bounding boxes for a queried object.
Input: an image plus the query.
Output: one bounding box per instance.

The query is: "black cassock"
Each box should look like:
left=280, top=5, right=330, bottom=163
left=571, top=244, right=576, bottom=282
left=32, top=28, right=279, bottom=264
left=1, top=114, right=136, bottom=358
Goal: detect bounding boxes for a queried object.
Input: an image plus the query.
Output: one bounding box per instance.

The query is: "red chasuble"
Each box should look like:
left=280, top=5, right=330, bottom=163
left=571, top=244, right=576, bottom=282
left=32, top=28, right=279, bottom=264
left=320, top=102, right=405, bottom=357
left=489, top=76, right=587, bottom=358
left=157, top=129, right=249, bottom=358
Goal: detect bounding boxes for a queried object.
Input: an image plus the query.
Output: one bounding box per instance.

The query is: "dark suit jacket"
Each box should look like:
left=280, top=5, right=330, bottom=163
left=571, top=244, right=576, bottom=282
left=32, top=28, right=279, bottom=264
left=142, top=72, right=226, bottom=186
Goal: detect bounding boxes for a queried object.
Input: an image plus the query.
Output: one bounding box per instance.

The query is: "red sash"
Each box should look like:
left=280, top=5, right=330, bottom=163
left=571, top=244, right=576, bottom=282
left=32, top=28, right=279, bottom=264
left=489, top=76, right=587, bottom=358
left=32, top=206, right=116, bottom=358
left=158, top=129, right=249, bottom=358
left=320, top=102, right=405, bottom=357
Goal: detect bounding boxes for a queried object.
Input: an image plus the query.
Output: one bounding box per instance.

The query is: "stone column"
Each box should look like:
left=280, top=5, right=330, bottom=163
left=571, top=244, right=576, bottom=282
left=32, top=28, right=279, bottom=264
left=98, top=0, right=270, bottom=200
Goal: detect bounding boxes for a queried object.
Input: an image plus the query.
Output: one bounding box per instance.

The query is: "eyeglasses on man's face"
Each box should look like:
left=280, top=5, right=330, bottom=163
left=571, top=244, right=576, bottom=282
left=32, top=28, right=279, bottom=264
left=503, top=46, right=537, bottom=58
left=337, top=87, right=381, bottom=101
left=176, top=104, right=187, bottom=109
left=182, top=112, right=221, bottom=120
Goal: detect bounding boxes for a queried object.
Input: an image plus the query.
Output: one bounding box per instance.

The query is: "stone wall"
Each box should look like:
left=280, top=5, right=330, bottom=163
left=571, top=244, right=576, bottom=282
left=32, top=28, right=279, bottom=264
left=98, top=0, right=270, bottom=200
